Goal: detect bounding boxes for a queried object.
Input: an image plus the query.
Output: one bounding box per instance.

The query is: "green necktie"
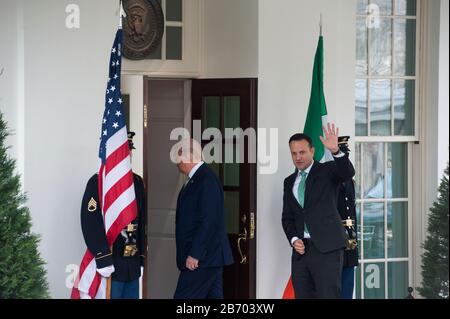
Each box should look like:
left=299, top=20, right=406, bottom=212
left=297, top=171, right=309, bottom=236
left=297, top=171, right=307, bottom=207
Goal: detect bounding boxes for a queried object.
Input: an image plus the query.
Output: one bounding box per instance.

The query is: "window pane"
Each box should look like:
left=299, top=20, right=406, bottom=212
left=224, top=191, right=239, bottom=235
left=357, top=0, right=369, bottom=14
left=387, top=143, right=408, bottom=198
left=394, top=19, right=416, bottom=76
left=370, top=80, right=392, bottom=136
left=355, top=143, right=362, bottom=199
left=203, top=140, right=222, bottom=166
left=394, top=80, right=415, bottom=135
left=370, top=19, right=392, bottom=76
left=166, top=26, right=182, bottom=60
left=224, top=162, right=239, bottom=187
left=356, top=18, right=368, bottom=76
left=224, top=143, right=240, bottom=187
left=166, top=0, right=182, bottom=22
left=387, top=202, right=408, bottom=258
left=363, top=142, right=385, bottom=199
left=371, top=0, right=393, bottom=15
left=388, top=261, right=409, bottom=298
left=202, top=97, right=220, bottom=131
left=224, top=96, right=240, bottom=129
left=364, top=262, right=385, bottom=299
left=395, top=0, right=416, bottom=16
left=355, top=79, right=368, bottom=136
left=363, top=202, right=385, bottom=259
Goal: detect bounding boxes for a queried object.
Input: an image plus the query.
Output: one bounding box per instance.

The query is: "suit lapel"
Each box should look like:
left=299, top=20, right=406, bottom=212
left=287, top=170, right=302, bottom=209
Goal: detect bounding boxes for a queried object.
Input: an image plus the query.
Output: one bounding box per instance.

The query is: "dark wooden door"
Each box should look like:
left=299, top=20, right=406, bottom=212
left=192, top=78, right=257, bottom=298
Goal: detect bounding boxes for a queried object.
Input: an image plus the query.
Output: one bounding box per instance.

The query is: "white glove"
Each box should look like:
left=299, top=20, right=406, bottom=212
left=80, top=291, right=92, bottom=299
left=96, top=265, right=115, bottom=278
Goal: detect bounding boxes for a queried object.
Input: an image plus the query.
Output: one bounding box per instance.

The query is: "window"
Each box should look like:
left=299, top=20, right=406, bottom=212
left=356, top=0, right=418, bottom=138
left=148, top=0, right=183, bottom=60
left=354, top=142, right=411, bottom=298
left=354, top=0, right=418, bottom=299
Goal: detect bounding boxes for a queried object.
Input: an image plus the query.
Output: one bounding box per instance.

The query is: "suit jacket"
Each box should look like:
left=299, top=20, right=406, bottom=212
left=175, top=163, right=234, bottom=271
left=337, top=179, right=359, bottom=267
left=80, top=173, right=147, bottom=281
left=282, top=154, right=356, bottom=255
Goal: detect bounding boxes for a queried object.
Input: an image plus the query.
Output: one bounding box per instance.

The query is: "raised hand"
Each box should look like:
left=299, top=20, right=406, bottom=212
left=319, top=123, right=339, bottom=154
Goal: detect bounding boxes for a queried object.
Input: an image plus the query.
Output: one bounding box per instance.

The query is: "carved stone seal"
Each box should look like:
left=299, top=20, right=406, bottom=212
left=122, top=0, right=164, bottom=60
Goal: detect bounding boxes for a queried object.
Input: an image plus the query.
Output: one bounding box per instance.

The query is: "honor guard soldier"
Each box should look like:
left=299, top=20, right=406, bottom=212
left=80, top=131, right=147, bottom=299
left=337, top=136, right=359, bottom=299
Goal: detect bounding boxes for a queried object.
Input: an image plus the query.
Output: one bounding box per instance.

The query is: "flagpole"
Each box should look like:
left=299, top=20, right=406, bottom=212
left=320, top=13, right=323, bottom=36
left=106, top=272, right=112, bottom=299
left=105, top=0, right=126, bottom=301
left=119, top=0, right=126, bottom=29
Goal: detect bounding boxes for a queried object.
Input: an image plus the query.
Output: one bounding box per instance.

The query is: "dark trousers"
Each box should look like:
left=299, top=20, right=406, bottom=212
left=291, top=239, right=343, bottom=299
left=111, top=279, right=139, bottom=299
left=341, top=266, right=355, bottom=299
left=174, top=267, right=223, bottom=299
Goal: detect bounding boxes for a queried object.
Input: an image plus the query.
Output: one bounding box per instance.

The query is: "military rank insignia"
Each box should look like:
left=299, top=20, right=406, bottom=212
left=88, top=197, right=97, bottom=212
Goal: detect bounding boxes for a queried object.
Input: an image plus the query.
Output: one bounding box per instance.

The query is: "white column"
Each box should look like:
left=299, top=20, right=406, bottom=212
left=438, top=0, right=449, bottom=181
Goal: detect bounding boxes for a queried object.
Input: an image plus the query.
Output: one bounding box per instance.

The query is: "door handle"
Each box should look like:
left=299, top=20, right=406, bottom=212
left=237, top=227, right=248, bottom=264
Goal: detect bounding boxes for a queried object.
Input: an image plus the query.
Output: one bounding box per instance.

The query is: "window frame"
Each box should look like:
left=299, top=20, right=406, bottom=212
left=354, top=0, right=423, bottom=299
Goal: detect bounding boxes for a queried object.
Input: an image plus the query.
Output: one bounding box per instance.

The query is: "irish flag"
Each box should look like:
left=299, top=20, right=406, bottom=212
left=304, top=35, right=333, bottom=163
left=282, top=35, right=331, bottom=299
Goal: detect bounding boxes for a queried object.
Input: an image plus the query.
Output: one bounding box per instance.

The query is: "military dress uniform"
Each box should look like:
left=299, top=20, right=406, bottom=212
left=80, top=132, right=147, bottom=299
left=336, top=136, right=359, bottom=299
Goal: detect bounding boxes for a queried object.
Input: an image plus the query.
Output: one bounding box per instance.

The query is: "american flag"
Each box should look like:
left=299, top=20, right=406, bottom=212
left=71, top=28, right=137, bottom=299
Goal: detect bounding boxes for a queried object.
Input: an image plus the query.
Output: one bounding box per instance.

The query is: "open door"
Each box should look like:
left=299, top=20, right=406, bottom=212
left=192, top=78, right=257, bottom=298
left=143, top=78, right=192, bottom=298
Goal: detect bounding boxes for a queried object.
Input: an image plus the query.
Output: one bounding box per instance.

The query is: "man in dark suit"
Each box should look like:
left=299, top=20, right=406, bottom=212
left=80, top=132, right=146, bottom=299
left=281, top=123, right=355, bottom=299
left=173, top=138, right=234, bottom=299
